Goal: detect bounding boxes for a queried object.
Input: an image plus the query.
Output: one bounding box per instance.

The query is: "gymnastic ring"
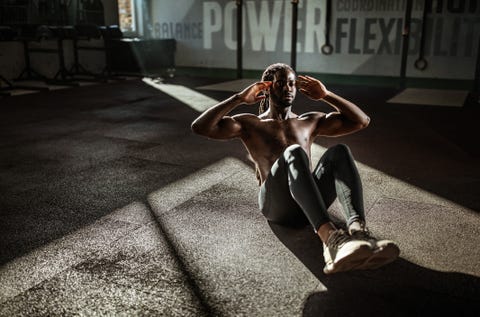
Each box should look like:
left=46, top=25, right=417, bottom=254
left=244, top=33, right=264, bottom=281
left=321, top=44, right=333, bottom=55
left=414, top=58, right=428, bottom=70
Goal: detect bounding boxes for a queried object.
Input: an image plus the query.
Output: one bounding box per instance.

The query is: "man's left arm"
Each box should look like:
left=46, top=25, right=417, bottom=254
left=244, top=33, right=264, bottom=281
left=297, top=75, right=370, bottom=136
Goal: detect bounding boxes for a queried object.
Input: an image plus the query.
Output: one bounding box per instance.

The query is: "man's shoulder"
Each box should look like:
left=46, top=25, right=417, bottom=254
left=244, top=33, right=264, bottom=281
left=232, top=113, right=260, bottom=122
left=298, top=111, right=326, bottom=120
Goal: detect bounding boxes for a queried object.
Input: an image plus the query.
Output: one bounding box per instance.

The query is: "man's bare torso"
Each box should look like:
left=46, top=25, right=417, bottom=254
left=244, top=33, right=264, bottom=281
left=191, top=69, right=369, bottom=186
left=234, top=111, right=325, bottom=184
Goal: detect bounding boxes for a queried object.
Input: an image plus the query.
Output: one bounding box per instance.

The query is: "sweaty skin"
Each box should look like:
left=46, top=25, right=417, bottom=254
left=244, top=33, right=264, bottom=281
left=191, top=69, right=370, bottom=185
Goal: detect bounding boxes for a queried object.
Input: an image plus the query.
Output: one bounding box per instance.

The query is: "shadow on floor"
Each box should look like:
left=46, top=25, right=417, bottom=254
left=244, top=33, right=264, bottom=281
left=268, top=222, right=480, bottom=317
left=145, top=198, right=215, bottom=317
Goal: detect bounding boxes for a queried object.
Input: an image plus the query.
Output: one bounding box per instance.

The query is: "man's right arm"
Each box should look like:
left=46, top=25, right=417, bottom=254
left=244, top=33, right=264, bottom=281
left=191, top=94, right=244, bottom=139
left=191, top=81, right=271, bottom=140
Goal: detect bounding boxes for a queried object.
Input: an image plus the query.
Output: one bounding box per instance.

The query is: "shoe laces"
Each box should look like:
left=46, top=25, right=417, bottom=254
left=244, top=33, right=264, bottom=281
left=326, top=229, right=352, bottom=249
left=350, top=229, right=375, bottom=241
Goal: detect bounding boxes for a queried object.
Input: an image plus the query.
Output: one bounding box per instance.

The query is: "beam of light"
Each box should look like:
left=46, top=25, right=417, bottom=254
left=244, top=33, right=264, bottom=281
left=0, top=201, right=153, bottom=303
left=142, top=78, right=218, bottom=112
left=196, top=79, right=256, bottom=92
left=0, top=158, right=256, bottom=303
left=147, top=157, right=247, bottom=214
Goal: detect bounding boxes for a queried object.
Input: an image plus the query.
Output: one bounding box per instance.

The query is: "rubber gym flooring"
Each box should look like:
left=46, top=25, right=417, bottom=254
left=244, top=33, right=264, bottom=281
left=0, top=76, right=479, bottom=316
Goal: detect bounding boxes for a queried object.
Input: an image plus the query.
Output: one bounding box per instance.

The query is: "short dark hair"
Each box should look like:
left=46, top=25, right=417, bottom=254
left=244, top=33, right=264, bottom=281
left=259, top=63, right=295, bottom=114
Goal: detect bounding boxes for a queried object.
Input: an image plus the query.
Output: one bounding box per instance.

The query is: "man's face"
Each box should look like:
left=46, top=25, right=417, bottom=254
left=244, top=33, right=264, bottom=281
left=269, top=69, right=296, bottom=108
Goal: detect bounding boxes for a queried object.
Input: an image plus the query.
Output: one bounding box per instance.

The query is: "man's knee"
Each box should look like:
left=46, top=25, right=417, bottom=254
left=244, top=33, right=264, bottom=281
left=285, top=144, right=304, bottom=153
left=283, top=144, right=308, bottom=163
left=330, top=143, right=353, bottom=160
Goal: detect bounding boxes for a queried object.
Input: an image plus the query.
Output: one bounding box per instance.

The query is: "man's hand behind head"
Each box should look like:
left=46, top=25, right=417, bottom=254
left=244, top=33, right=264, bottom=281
left=297, top=75, right=329, bottom=100
left=238, top=81, right=272, bottom=105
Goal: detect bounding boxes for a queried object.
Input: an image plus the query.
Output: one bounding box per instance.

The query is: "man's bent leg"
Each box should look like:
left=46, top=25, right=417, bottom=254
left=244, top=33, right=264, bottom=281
left=258, top=151, right=310, bottom=227
left=282, top=144, right=331, bottom=232
left=282, top=145, right=373, bottom=274
left=313, top=144, right=399, bottom=269
left=313, top=144, right=366, bottom=229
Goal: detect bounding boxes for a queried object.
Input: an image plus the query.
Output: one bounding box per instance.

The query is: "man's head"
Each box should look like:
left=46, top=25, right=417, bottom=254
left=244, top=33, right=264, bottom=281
left=259, top=63, right=296, bottom=114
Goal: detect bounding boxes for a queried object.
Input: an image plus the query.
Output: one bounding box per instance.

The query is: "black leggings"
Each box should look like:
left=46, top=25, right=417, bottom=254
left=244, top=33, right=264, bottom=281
left=258, top=144, right=365, bottom=232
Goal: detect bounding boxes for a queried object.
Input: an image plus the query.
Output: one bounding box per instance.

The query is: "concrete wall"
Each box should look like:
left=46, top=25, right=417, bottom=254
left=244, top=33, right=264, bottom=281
left=151, top=0, right=480, bottom=80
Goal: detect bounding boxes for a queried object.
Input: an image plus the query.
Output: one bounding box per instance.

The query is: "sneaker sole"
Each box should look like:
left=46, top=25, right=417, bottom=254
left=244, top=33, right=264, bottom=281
left=358, top=243, right=400, bottom=270
left=323, top=245, right=373, bottom=274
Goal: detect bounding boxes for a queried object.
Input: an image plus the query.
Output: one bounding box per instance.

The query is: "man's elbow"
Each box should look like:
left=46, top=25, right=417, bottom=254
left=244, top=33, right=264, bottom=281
left=362, top=115, right=370, bottom=128
left=191, top=121, right=214, bottom=137
left=191, top=121, right=202, bottom=135
left=357, top=115, right=370, bottom=130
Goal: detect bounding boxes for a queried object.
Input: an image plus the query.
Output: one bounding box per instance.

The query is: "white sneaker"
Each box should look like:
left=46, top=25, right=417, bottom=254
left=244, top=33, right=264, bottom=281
left=323, top=229, right=373, bottom=274
left=350, top=229, right=400, bottom=270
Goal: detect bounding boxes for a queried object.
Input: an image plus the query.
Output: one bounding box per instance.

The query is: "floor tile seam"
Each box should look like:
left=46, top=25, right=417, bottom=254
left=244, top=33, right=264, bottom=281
left=199, top=167, right=250, bottom=187
left=364, top=195, right=381, bottom=218
left=378, top=193, right=469, bottom=212
left=15, top=158, right=241, bottom=226
left=117, top=94, right=162, bottom=106
left=86, top=134, right=160, bottom=148
left=145, top=169, right=294, bottom=306
left=71, top=221, right=195, bottom=300
left=0, top=115, right=65, bottom=129
left=2, top=154, right=142, bottom=193
left=139, top=165, right=253, bottom=312
left=123, top=155, right=194, bottom=169
left=91, top=114, right=190, bottom=125
left=143, top=201, right=216, bottom=316
left=102, top=118, right=187, bottom=127
left=0, top=92, right=66, bottom=101
left=71, top=261, right=197, bottom=305
left=97, top=221, right=146, bottom=244
left=158, top=169, right=252, bottom=218
left=0, top=249, right=99, bottom=305
left=130, top=154, right=240, bottom=172
left=45, top=151, right=171, bottom=177
left=0, top=131, right=89, bottom=146
left=0, top=139, right=156, bottom=168
left=149, top=161, right=247, bottom=218
left=150, top=221, right=318, bottom=317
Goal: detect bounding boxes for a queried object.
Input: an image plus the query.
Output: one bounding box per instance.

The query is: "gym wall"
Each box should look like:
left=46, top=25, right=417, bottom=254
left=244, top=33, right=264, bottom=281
left=151, top=0, right=480, bottom=80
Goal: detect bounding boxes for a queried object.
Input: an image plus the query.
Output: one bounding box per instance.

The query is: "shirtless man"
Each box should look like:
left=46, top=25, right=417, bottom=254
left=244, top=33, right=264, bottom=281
left=191, top=63, right=399, bottom=274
